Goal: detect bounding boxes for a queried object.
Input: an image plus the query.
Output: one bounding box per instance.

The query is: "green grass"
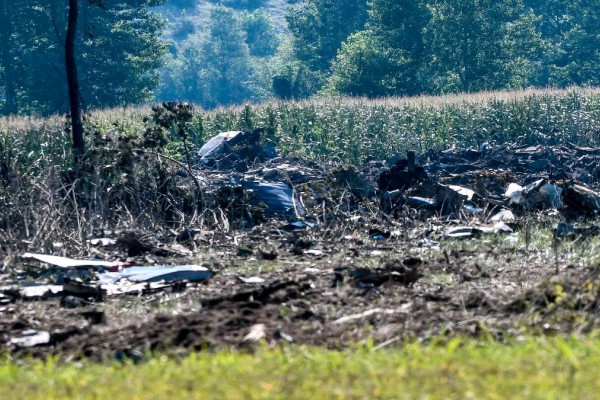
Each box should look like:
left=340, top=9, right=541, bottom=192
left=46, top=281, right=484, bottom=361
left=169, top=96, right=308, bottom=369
left=2, top=336, right=600, bottom=399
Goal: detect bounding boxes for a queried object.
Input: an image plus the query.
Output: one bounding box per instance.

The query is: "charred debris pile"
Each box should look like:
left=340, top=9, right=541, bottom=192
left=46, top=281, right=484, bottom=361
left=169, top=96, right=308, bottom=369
left=4, top=125, right=600, bottom=356
left=6, top=128, right=600, bottom=296
left=190, top=128, right=600, bottom=230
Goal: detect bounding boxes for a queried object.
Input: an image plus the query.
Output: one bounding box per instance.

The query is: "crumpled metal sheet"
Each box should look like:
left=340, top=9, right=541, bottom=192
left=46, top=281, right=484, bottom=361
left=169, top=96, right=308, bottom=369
left=22, top=253, right=121, bottom=269
left=242, top=180, right=304, bottom=217
left=198, top=131, right=243, bottom=160
left=97, top=265, right=213, bottom=284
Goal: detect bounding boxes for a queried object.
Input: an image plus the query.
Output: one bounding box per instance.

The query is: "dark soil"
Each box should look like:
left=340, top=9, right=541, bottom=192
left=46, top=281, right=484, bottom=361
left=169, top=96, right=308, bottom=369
left=3, top=143, right=600, bottom=361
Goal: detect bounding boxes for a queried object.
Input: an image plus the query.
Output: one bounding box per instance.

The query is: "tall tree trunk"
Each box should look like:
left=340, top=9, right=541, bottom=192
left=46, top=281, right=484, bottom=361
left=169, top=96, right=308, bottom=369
left=0, top=0, right=17, bottom=115
left=66, top=0, right=85, bottom=162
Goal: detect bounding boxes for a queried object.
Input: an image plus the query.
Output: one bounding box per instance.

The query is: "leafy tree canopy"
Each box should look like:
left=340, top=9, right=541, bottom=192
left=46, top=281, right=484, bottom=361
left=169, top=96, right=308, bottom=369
left=0, top=0, right=167, bottom=116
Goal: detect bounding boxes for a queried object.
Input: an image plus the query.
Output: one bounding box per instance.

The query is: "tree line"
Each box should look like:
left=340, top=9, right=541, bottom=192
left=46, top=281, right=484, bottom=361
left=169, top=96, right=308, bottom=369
left=1, top=0, right=600, bottom=116
left=0, top=0, right=164, bottom=116
left=286, top=0, right=600, bottom=98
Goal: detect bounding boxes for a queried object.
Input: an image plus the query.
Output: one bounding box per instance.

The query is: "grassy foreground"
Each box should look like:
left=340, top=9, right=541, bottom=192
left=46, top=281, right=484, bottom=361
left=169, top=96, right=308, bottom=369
left=1, top=337, right=599, bottom=399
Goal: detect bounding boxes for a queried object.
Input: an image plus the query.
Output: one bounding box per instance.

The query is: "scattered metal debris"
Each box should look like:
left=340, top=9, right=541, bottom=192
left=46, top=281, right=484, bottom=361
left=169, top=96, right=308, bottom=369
left=5, top=140, right=600, bottom=359
left=9, top=330, right=50, bottom=347
left=554, top=223, right=600, bottom=239
left=22, top=253, right=122, bottom=269
left=97, top=265, right=213, bottom=284
left=238, top=276, right=266, bottom=284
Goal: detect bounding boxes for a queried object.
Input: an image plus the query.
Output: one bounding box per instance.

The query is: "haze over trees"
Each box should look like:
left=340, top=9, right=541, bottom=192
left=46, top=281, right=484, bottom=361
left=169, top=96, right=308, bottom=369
left=1, top=0, right=600, bottom=115
left=0, top=0, right=165, bottom=116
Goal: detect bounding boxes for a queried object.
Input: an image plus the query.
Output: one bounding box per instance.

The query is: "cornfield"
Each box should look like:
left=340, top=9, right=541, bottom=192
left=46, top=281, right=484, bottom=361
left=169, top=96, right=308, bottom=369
left=0, top=87, right=599, bottom=250
left=2, top=87, right=600, bottom=168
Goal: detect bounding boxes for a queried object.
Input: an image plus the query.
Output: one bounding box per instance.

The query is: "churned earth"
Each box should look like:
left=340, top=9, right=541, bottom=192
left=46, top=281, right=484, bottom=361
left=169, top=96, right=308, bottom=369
left=2, top=143, right=600, bottom=361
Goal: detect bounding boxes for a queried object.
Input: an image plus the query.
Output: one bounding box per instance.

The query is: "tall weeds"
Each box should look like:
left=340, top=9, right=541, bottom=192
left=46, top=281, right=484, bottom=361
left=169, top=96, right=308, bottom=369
left=1, top=88, right=600, bottom=253
left=196, top=87, right=600, bottom=163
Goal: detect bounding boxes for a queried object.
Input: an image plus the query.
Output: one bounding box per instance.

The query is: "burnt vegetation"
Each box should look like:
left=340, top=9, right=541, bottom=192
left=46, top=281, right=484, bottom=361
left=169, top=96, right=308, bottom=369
left=2, top=90, right=600, bottom=359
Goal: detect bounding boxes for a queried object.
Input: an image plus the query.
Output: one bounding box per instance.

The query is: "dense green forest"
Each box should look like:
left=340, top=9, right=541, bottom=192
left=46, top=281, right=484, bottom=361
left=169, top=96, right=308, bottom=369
left=1, top=0, right=599, bottom=115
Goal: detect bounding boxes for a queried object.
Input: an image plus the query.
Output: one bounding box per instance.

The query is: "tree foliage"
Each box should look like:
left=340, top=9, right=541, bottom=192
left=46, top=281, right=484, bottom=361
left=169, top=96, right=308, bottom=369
left=423, top=0, right=540, bottom=93
left=323, top=0, right=600, bottom=97
left=4, top=0, right=600, bottom=114
left=242, top=9, right=281, bottom=57
left=525, top=0, right=600, bottom=87
left=156, top=5, right=282, bottom=108
left=0, top=0, right=166, bottom=116
left=199, top=6, right=254, bottom=107
left=285, top=0, right=368, bottom=96
left=328, top=0, right=429, bottom=97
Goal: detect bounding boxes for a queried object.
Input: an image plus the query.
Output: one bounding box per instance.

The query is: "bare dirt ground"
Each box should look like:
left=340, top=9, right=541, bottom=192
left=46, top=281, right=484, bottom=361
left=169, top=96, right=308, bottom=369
left=3, top=143, right=600, bottom=361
